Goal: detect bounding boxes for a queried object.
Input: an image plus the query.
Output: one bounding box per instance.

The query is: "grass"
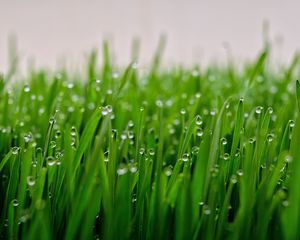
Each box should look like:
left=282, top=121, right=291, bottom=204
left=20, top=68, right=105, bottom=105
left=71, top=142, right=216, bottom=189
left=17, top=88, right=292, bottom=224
left=0, top=41, right=300, bottom=239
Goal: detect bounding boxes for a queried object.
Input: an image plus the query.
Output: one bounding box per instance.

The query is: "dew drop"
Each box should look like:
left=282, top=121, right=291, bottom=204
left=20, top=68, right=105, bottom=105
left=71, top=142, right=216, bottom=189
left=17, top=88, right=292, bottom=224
left=24, top=85, right=30, bottom=92
left=210, top=109, right=216, bottom=116
left=139, top=148, right=145, bottom=155
left=67, top=82, right=74, bottom=89
left=255, top=106, right=263, bottom=114
left=24, top=133, right=32, bottom=143
left=236, top=169, right=243, bottom=176
left=223, top=153, right=230, bottom=160
left=180, top=108, right=186, bottom=115
left=111, top=129, right=117, bottom=139
left=55, top=130, right=61, bottom=139
left=191, top=146, right=199, bottom=155
left=195, top=92, right=201, bottom=98
left=129, top=165, right=138, bottom=173
left=220, top=137, right=227, bottom=145
left=106, top=105, right=113, bottom=113
left=49, top=141, right=56, bottom=149
left=203, top=205, right=211, bottom=215
left=127, top=131, right=134, bottom=139
left=117, top=164, right=128, bottom=175
left=47, top=156, right=56, bottom=166
left=101, top=107, right=108, bottom=116
left=268, top=107, right=273, bottom=114
left=285, top=154, right=293, bottom=163
left=49, top=117, right=56, bottom=124
left=196, top=127, right=203, bottom=137
left=156, top=100, right=163, bottom=108
left=71, top=126, right=76, bottom=136
left=12, top=199, right=19, bottom=207
left=289, top=120, right=295, bottom=128
left=164, top=165, right=173, bottom=176
left=121, top=133, right=127, bottom=140
left=12, top=146, right=20, bottom=155
left=230, top=175, right=238, bottom=184
left=148, top=148, right=155, bottom=156
left=282, top=200, right=289, bottom=207
left=182, top=153, right=189, bottom=162
left=267, top=134, right=274, bottom=143
left=195, top=115, right=203, bottom=125
left=26, top=176, right=36, bottom=186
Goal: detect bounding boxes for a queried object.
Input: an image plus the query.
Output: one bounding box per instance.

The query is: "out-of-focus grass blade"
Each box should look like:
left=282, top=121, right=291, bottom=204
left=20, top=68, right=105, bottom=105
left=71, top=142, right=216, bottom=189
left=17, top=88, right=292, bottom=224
left=296, top=80, right=300, bottom=113
left=281, top=113, right=300, bottom=239
left=248, top=50, right=268, bottom=87
left=0, top=150, right=12, bottom=172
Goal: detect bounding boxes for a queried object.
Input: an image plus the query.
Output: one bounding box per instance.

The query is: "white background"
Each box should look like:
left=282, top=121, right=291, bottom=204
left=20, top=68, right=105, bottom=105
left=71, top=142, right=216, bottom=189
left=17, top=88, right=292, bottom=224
left=0, top=0, right=299, bottom=72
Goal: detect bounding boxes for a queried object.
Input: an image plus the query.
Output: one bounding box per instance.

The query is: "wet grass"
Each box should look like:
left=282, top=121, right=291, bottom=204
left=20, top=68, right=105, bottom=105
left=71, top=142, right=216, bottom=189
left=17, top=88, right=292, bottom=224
left=0, top=42, right=300, bottom=239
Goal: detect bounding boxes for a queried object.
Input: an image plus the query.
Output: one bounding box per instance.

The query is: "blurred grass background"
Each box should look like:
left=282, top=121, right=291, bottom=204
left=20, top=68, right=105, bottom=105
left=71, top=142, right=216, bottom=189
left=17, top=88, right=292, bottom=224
left=1, top=0, right=300, bottom=72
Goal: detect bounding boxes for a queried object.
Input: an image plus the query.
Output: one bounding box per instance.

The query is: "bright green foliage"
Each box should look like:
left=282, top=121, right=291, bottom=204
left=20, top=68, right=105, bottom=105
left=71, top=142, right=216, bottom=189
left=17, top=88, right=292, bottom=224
left=0, top=45, right=300, bottom=240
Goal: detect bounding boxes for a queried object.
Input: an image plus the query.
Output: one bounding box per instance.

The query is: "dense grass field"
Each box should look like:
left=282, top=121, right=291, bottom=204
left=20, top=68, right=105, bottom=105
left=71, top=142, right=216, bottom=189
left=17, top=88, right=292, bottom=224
left=0, top=42, right=300, bottom=240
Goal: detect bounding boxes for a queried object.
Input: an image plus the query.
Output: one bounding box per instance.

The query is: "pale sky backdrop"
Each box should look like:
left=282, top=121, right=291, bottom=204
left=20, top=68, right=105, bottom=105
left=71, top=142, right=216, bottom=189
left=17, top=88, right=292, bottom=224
left=0, top=0, right=299, bottom=72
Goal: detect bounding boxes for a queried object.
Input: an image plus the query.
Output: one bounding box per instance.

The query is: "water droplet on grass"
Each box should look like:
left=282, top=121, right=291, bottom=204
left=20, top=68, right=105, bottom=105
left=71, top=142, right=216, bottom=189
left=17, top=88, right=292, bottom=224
left=268, top=107, right=273, bottom=114
left=24, top=133, right=32, bottom=143
left=220, top=137, right=227, bottom=145
left=180, top=109, right=186, bottom=115
left=255, top=106, right=263, bottom=114
left=285, top=154, right=293, bottom=163
left=191, top=146, right=199, bottom=155
left=47, top=156, right=56, bottom=166
left=289, top=120, right=295, bottom=128
left=106, top=105, right=113, bottom=113
left=117, top=164, right=128, bottom=175
left=101, top=107, right=108, bottom=116
left=230, top=175, right=238, bottom=184
left=237, top=169, right=243, bottom=176
left=55, top=130, right=61, bottom=139
left=148, top=148, right=155, bottom=156
left=196, top=127, right=203, bottom=137
left=12, top=199, right=19, bottom=207
left=223, top=153, right=229, bottom=160
left=121, top=133, right=127, bottom=140
left=24, top=85, right=30, bottom=92
left=156, top=100, right=163, bottom=108
left=164, top=165, right=173, bottom=176
left=49, top=117, right=55, bottom=124
left=267, top=134, right=274, bottom=143
left=127, top=131, right=134, bottom=139
left=111, top=129, right=117, bottom=139
left=203, top=205, right=211, bottom=215
left=12, top=146, right=19, bottom=155
left=71, top=126, right=76, bottom=136
left=129, top=165, right=138, bottom=173
left=27, top=176, right=35, bottom=186
left=182, top=153, right=189, bottom=162
left=195, top=115, right=203, bottom=125
left=282, top=200, right=289, bottom=207
left=128, top=120, right=134, bottom=128
left=67, top=82, right=74, bottom=89
left=210, top=109, right=216, bottom=116
left=139, top=148, right=145, bottom=155
left=49, top=141, right=56, bottom=149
